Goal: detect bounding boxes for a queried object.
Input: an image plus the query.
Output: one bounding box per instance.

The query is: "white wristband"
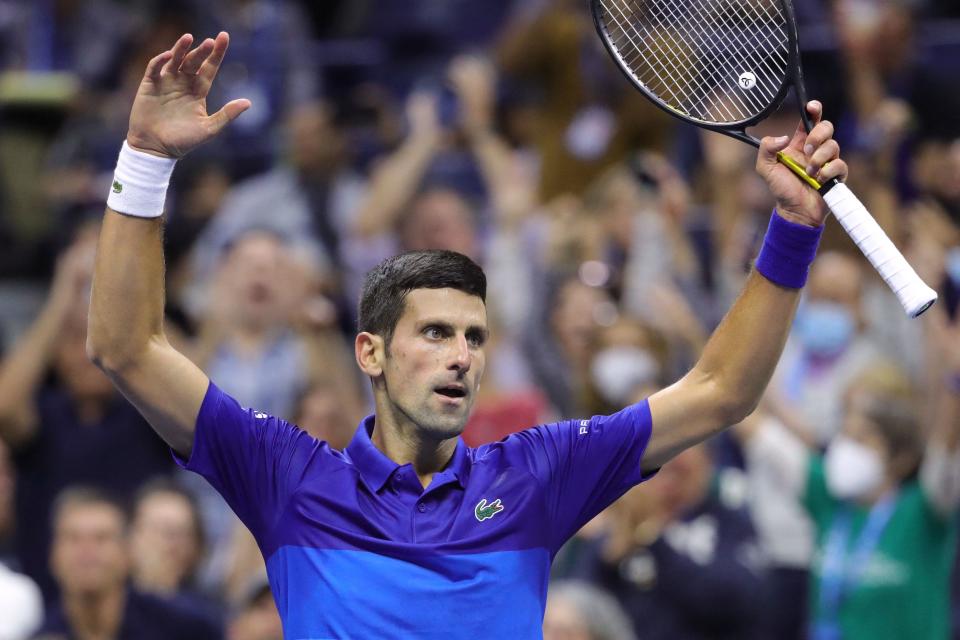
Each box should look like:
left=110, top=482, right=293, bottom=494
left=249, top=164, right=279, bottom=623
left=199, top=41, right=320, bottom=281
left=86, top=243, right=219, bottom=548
left=106, top=141, right=177, bottom=218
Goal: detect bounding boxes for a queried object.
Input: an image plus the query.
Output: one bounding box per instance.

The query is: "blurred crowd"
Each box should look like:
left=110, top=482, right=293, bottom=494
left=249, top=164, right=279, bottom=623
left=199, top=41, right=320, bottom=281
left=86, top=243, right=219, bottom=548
left=0, top=0, right=959, bottom=638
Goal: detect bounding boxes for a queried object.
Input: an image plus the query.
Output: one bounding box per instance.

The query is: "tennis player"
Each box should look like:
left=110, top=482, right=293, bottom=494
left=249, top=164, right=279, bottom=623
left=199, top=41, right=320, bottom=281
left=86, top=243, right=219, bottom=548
left=88, top=33, right=847, bottom=638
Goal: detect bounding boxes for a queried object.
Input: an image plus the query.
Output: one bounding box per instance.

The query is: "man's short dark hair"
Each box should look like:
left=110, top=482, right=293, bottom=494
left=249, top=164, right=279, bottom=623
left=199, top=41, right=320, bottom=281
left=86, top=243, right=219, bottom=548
left=358, top=250, right=486, bottom=346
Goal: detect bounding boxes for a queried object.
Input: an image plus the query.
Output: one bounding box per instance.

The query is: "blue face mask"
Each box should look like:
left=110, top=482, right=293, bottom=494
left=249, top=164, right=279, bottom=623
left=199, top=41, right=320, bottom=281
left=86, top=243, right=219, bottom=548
left=795, top=301, right=856, bottom=358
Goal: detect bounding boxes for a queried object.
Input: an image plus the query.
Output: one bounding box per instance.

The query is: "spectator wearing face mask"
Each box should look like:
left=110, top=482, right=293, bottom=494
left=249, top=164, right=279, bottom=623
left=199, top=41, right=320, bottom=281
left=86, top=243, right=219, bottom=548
left=586, top=315, right=666, bottom=416
left=765, top=251, right=887, bottom=448
left=736, top=363, right=960, bottom=640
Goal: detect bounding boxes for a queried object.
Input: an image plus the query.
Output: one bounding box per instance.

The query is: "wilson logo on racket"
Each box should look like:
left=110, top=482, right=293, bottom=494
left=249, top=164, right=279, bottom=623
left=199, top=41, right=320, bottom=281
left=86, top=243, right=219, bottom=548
left=738, top=72, right=757, bottom=90
left=475, top=498, right=505, bottom=522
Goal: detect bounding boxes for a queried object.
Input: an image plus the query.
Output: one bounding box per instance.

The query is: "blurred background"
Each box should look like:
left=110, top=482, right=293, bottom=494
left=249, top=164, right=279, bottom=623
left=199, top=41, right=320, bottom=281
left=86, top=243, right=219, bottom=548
left=0, top=0, right=959, bottom=638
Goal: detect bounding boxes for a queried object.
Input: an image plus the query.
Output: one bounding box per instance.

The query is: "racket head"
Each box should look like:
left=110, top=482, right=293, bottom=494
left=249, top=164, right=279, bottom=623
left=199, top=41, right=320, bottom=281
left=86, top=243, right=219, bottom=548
left=591, top=0, right=808, bottom=146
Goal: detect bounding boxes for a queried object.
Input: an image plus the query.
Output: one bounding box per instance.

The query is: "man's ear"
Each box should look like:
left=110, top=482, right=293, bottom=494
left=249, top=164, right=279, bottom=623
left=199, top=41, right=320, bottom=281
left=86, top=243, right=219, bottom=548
left=356, top=332, right=385, bottom=377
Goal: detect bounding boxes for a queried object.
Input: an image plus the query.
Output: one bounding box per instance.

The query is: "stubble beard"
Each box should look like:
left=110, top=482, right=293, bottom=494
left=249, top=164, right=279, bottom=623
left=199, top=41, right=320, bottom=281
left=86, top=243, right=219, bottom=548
left=383, top=380, right=471, bottom=442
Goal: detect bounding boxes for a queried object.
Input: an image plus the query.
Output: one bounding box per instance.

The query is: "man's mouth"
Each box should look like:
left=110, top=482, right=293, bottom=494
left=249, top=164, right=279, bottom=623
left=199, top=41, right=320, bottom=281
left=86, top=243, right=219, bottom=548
left=434, top=385, right=467, bottom=399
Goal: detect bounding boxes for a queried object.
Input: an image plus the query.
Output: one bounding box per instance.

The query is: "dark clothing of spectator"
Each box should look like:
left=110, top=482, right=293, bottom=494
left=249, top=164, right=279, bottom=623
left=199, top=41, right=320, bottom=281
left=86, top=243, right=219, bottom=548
left=13, top=387, right=172, bottom=599
left=33, top=587, right=223, bottom=640
left=565, top=480, right=766, bottom=640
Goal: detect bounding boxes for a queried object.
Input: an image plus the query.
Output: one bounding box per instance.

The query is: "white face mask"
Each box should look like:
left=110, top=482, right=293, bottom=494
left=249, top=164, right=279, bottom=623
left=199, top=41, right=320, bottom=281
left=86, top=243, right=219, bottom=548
left=824, top=435, right=885, bottom=501
left=590, top=347, right=660, bottom=405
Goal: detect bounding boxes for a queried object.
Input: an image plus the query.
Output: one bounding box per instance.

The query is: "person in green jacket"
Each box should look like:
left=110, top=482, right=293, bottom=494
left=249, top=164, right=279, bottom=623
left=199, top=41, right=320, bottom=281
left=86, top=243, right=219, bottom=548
left=738, top=359, right=960, bottom=640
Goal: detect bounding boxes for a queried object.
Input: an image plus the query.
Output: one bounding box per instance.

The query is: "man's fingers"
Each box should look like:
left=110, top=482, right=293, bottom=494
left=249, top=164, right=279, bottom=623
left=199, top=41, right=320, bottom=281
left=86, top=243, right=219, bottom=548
left=819, top=157, right=848, bottom=183
left=206, top=98, right=251, bottom=135
left=144, top=51, right=173, bottom=83
left=802, top=119, right=834, bottom=156
left=198, top=32, right=231, bottom=87
left=756, top=135, right=791, bottom=173
left=806, top=139, right=840, bottom=178
left=180, top=38, right=215, bottom=75
left=161, top=34, right=194, bottom=76
left=787, top=100, right=822, bottom=150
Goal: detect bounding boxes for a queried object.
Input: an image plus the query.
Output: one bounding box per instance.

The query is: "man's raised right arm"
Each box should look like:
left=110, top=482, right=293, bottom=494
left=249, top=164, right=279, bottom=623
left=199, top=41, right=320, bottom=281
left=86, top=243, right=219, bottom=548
left=87, top=33, right=249, bottom=458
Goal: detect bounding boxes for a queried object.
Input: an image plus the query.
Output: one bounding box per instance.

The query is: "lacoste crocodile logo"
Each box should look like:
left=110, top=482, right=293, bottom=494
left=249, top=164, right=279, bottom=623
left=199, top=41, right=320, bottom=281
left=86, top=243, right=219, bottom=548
left=112, top=180, right=123, bottom=194
left=475, top=498, right=504, bottom=522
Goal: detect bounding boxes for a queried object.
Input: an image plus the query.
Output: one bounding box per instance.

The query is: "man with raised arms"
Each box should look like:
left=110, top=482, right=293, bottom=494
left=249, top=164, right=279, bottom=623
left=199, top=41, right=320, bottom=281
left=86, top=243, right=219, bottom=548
left=88, top=32, right=847, bottom=638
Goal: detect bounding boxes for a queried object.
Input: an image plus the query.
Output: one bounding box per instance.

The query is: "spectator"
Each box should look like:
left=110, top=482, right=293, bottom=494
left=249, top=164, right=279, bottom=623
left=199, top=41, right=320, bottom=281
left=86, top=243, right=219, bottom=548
left=129, top=479, right=207, bottom=602
left=496, top=0, right=674, bottom=200
left=750, top=251, right=892, bottom=636
left=226, top=573, right=281, bottom=640
left=188, top=100, right=364, bottom=299
left=736, top=357, right=960, bottom=639
left=0, top=439, right=15, bottom=565
left=562, top=444, right=766, bottom=639
left=0, top=231, right=172, bottom=597
left=291, top=379, right=364, bottom=450
left=191, top=229, right=314, bottom=419
left=0, top=561, right=42, bottom=640
left=34, top=486, right=222, bottom=640
left=543, top=579, right=636, bottom=640
left=765, top=251, right=886, bottom=447
left=524, top=272, right=613, bottom=417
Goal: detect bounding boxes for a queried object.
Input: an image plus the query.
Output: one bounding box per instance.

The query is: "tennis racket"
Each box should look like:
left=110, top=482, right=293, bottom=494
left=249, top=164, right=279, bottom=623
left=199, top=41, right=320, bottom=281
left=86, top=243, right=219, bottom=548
left=591, top=0, right=937, bottom=317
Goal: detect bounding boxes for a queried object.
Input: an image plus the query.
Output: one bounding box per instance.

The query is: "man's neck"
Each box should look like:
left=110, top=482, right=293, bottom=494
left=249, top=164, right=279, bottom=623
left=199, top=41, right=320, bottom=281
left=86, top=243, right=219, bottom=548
left=371, top=403, right=458, bottom=489
left=64, top=585, right=126, bottom=640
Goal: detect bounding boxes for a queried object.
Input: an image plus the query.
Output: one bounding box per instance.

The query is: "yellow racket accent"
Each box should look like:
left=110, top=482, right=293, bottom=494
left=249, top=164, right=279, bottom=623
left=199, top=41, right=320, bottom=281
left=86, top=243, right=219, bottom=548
left=776, top=151, right=822, bottom=190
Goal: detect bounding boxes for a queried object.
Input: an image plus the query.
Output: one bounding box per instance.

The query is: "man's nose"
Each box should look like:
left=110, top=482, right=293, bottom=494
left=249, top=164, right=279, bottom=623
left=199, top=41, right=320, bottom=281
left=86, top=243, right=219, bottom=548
left=448, top=334, right=471, bottom=373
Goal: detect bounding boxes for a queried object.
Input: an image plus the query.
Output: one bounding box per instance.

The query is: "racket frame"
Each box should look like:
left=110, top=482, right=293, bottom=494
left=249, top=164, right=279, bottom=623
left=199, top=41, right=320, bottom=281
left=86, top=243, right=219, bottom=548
left=591, top=0, right=819, bottom=160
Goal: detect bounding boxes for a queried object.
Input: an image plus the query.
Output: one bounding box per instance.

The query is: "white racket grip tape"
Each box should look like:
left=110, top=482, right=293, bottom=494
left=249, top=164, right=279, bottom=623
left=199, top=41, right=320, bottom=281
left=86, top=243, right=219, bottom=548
left=822, top=183, right=937, bottom=317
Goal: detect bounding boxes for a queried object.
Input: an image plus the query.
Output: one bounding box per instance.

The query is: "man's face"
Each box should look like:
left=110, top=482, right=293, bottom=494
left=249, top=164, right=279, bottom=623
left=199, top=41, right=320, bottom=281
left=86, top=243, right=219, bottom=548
left=51, top=503, right=129, bottom=596
left=380, top=288, right=487, bottom=439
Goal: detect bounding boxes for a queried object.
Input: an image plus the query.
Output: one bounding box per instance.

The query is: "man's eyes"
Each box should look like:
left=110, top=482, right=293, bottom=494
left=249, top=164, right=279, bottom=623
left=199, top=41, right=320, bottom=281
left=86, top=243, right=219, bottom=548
left=467, top=333, right=486, bottom=347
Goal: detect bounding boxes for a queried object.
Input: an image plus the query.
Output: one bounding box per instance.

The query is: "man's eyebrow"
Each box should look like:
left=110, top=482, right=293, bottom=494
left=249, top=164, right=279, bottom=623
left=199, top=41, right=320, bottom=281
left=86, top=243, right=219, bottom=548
left=416, top=319, right=489, bottom=337
left=466, top=325, right=490, bottom=341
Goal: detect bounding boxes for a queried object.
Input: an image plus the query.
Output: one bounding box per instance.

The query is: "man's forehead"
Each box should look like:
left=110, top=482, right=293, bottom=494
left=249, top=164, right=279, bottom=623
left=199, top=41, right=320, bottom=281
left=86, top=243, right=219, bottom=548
left=400, top=288, right=487, bottom=324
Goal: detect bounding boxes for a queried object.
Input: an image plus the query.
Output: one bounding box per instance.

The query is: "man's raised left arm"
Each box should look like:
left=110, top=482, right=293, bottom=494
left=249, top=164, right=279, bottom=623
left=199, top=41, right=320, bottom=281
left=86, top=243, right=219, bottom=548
left=643, top=101, right=847, bottom=472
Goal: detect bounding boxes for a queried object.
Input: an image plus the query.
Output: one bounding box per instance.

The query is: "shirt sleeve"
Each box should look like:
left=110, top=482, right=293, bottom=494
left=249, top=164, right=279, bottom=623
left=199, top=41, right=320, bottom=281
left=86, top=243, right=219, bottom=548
left=173, top=381, right=317, bottom=540
left=500, top=400, right=655, bottom=552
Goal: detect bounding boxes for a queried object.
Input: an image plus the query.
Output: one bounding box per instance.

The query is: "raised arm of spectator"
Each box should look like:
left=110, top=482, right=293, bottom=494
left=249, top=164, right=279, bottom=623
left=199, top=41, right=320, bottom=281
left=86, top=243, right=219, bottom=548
left=0, top=240, right=93, bottom=447
left=87, top=33, right=249, bottom=457
left=643, top=102, right=847, bottom=471
left=352, top=92, right=443, bottom=238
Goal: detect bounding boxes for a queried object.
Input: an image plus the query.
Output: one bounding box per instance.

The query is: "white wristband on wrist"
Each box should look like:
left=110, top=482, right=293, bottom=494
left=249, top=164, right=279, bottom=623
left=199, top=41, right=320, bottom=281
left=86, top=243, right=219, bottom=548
left=106, top=141, right=177, bottom=218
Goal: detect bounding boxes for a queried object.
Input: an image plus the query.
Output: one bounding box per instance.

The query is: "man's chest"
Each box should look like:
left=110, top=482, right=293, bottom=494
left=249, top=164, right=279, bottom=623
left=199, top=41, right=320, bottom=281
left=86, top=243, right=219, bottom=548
left=267, top=464, right=548, bottom=553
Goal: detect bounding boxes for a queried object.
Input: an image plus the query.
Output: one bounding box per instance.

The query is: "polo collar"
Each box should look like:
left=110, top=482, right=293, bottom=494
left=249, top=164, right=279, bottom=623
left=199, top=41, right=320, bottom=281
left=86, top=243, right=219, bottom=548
left=345, top=415, right=470, bottom=493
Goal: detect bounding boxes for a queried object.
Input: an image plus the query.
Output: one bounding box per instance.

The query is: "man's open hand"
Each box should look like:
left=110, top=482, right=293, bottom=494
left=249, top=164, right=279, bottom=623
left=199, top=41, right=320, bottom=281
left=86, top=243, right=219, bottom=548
left=126, top=32, right=250, bottom=159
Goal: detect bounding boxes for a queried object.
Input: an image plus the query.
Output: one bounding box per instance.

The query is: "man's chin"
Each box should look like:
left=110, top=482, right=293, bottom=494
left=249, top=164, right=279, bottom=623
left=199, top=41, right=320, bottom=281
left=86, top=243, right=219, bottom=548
left=420, top=406, right=471, bottom=440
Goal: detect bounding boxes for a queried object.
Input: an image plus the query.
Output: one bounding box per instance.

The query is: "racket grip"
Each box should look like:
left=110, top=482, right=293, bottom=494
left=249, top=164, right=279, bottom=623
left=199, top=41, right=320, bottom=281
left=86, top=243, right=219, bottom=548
left=821, top=183, right=937, bottom=317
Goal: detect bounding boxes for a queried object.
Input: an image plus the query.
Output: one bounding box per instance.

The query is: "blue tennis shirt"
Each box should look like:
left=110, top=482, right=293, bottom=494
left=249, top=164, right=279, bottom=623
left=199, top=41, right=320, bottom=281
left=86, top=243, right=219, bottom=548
left=177, top=382, right=654, bottom=639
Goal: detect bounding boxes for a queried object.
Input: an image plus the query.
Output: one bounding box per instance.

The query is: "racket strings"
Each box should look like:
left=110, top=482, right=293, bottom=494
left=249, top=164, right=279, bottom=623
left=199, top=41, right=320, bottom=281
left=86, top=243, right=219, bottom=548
left=599, top=0, right=790, bottom=124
